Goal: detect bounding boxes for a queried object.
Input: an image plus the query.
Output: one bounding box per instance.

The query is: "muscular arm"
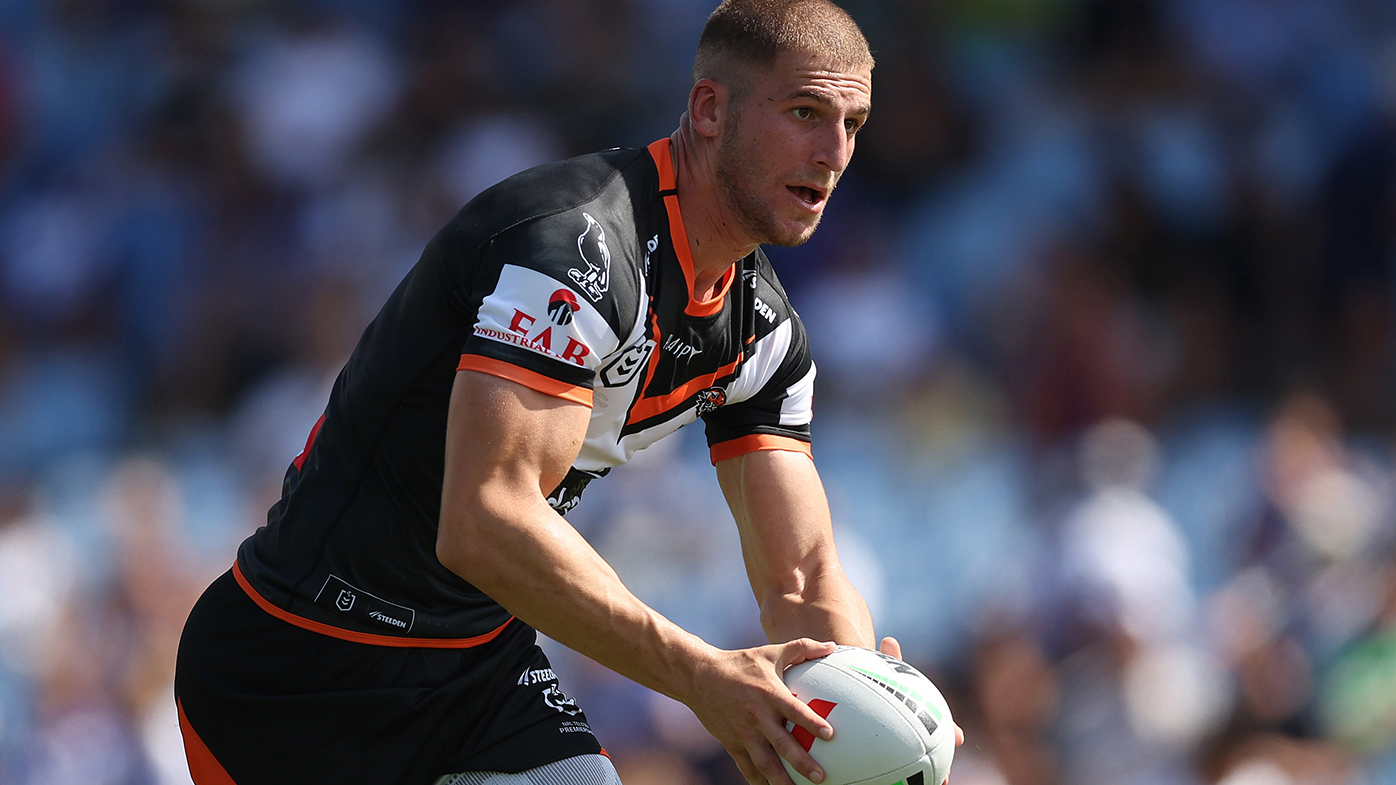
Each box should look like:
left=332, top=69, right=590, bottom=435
left=437, top=371, right=700, bottom=696
left=717, top=450, right=875, bottom=648
left=718, top=449, right=967, bottom=778
left=437, top=371, right=835, bottom=785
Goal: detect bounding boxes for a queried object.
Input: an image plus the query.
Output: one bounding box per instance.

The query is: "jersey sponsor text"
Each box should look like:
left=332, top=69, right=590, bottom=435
left=475, top=310, right=592, bottom=366
left=754, top=296, right=777, bottom=323
left=518, top=667, right=559, bottom=686
left=663, top=335, right=702, bottom=361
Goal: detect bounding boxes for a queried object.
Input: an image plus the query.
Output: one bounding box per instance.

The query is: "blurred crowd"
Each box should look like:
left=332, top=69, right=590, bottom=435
left=1, top=0, right=1396, bottom=783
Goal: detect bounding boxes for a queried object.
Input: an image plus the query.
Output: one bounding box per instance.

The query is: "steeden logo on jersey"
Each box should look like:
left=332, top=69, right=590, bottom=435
left=740, top=271, right=777, bottom=322
left=315, top=574, right=417, bottom=633
left=643, top=234, right=658, bottom=275
left=753, top=295, right=777, bottom=324
left=517, top=667, right=558, bottom=686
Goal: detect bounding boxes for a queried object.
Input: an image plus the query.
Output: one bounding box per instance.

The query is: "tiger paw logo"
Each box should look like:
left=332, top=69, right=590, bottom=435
left=695, top=387, right=727, bottom=415
left=569, top=213, right=611, bottom=302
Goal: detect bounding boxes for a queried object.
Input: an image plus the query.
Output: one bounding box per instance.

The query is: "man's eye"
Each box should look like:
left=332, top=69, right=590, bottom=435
left=793, top=107, right=814, bottom=120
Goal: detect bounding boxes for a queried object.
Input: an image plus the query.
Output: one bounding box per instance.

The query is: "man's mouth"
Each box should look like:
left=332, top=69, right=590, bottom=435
left=788, top=185, right=827, bottom=209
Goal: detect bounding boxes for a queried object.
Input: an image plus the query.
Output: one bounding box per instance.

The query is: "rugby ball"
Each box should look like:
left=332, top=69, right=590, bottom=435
left=782, top=647, right=954, bottom=785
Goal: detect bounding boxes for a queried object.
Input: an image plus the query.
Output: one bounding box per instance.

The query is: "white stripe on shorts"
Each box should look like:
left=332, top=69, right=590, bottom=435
left=434, top=753, right=621, bottom=785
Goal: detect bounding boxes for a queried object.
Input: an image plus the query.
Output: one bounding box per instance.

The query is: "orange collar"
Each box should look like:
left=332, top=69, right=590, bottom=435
left=647, top=138, right=734, bottom=318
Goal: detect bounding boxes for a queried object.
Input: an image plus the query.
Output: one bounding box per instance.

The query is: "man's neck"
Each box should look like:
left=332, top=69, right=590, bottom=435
left=669, top=129, right=758, bottom=300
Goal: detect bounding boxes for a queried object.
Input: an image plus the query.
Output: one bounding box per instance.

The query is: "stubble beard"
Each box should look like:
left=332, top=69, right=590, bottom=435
left=715, top=111, right=822, bottom=248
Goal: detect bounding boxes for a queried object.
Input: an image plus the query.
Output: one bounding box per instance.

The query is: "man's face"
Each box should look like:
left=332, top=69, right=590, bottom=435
left=714, top=49, right=872, bottom=248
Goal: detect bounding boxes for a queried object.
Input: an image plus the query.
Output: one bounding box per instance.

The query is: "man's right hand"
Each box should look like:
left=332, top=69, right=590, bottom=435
left=686, top=638, right=837, bottom=785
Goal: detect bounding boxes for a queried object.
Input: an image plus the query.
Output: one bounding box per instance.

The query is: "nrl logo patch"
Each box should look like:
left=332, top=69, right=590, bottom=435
left=600, top=339, right=654, bottom=388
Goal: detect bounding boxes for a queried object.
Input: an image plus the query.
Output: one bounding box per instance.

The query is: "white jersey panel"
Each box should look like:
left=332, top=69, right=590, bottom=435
left=574, top=273, right=653, bottom=471
left=472, top=265, right=620, bottom=372
left=778, top=362, right=816, bottom=426
left=724, top=319, right=793, bottom=405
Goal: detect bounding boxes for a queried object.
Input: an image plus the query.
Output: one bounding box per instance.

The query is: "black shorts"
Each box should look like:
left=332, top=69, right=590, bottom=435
left=175, top=570, right=603, bottom=785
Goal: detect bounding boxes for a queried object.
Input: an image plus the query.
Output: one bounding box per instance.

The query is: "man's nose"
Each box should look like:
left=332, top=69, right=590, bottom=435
left=811, top=120, right=853, bottom=173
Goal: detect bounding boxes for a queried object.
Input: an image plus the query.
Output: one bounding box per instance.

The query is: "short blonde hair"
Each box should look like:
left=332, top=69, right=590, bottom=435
left=692, top=0, right=874, bottom=100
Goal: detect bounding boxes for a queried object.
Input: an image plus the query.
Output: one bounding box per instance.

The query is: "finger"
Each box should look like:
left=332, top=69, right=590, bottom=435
left=748, top=731, right=806, bottom=785
left=777, top=638, right=837, bottom=670
left=778, top=686, right=835, bottom=741
left=724, top=741, right=765, bottom=785
left=878, top=635, right=902, bottom=659
left=764, top=714, right=827, bottom=784
left=955, top=723, right=964, bottom=746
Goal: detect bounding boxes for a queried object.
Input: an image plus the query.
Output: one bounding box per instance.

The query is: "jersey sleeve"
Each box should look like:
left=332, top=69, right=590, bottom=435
left=458, top=214, right=626, bottom=408
left=701, top=317, right=815, bottom=465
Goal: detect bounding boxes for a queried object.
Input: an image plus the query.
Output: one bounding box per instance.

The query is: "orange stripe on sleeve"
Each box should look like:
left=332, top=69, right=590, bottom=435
left=231, top=561, right=515, bottom=649
left=291, top=413, right=325, bottom=471
left=178, top=699, right=239, bottom=785
left=709, top=434, right=813, bottom=465
left=457, top=355, right=594, bottom=408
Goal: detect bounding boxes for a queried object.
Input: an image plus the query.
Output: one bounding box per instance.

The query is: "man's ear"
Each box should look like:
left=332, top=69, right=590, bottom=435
left=689, top=78, right=729, bottom=139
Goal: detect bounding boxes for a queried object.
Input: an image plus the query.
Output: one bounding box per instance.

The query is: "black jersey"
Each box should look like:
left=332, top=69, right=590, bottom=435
left=236, top=139, right=816, bottom=643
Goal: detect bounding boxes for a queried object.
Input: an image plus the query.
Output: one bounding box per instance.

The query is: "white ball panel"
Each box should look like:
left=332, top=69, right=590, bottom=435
left=781, top=648, right=955, bottom=785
